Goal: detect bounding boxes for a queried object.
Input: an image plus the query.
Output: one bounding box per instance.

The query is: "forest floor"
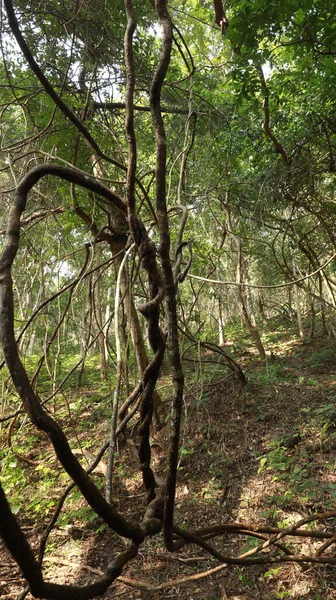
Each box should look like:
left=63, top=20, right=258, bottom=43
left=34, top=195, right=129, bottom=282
left=1, top=319, right=336, bottom=599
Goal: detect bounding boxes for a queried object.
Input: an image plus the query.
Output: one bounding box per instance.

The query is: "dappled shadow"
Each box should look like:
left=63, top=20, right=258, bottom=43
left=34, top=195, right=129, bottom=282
left=69, top=349, right=336, bottom=599
left=2, top=334, right=336, bottom=599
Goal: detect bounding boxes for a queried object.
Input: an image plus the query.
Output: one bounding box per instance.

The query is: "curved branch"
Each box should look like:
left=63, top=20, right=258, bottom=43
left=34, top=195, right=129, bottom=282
left=0, top=165, right=143, bottom=543
left=187, top=251, right=336, bottom=290
left=3, top=0, right=128, bottom=173
left=0, top=478, right=138, bottom=599
left=2, top=165, right=125, bottom=270
left=256, top=65, right=289, bottom=163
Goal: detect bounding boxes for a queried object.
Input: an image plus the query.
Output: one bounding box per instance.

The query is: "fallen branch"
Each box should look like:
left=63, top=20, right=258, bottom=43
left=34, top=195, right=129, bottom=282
left=42, top=556, right=228, bottom=592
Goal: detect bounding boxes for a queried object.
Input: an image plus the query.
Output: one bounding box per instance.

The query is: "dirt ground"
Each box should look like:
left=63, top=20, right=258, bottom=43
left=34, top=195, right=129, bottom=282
left=1, top=330, right=336, bottom=599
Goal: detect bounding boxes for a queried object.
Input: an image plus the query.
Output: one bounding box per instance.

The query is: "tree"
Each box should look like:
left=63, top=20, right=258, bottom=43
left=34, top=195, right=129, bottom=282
left=1, top=1, right=336, bottom=598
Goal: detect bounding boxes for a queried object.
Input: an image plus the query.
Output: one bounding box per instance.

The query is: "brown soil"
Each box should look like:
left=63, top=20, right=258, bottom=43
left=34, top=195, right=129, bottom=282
left=1, top=330, right=336, bottom=599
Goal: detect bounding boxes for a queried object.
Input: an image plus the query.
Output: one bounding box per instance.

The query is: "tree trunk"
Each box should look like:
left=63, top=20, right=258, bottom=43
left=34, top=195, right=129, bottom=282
left=292, top=257, right=304, bottom=339
left=94, top=247, right=108, bottom=380
left=218, top=296, right=226, bottom=345
left=226, top=203, right=266, bottom=361
left=257, top=292, right=268, bottom=324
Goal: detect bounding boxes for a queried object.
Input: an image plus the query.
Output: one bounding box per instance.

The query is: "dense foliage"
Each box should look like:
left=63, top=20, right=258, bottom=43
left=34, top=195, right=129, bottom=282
left=0, top=1, right=336, bottom=598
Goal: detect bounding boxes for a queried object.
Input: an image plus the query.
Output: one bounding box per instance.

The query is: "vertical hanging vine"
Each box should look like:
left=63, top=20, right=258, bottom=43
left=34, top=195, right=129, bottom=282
left=149, top=0, right=185, bottom=550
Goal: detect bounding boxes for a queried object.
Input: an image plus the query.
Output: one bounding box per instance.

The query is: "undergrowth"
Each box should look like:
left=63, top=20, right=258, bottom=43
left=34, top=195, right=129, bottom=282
left=1, top=318, right=336, bottom=598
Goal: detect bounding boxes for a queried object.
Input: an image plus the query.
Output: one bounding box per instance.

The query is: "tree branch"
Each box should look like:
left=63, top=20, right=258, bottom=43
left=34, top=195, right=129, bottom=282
left=150, top=0, right=185, bottom=551
left=3, top=0, right=128, bottom=173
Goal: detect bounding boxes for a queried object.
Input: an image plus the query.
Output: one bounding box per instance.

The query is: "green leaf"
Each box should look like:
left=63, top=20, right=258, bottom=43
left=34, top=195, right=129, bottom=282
left=264, top=567, right=282, bottom=578
left=258, top=456, right=267, bottom=474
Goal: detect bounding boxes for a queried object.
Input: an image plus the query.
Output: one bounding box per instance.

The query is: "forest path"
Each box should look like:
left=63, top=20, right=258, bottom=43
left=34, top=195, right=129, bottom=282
left=1, top=328, right=336, bottom=599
